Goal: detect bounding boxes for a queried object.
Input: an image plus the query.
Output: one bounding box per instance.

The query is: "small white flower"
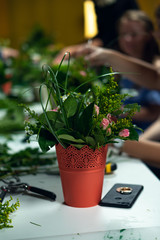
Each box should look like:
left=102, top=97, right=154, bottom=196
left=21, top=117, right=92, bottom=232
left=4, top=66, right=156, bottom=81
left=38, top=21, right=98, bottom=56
left=25, top=126, right=30, bottom=131
left=24, top=119, right=27, bottom=123
left=28, top=130, right=34, bottom=135
left=61, top=94, right=70, bottom=102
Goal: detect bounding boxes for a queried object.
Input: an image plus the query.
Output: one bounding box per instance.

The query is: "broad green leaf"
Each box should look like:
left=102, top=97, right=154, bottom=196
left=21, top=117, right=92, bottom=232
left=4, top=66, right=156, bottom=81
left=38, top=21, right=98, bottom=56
left=77, top=102, right=94, bottom=136
left=70, top=143, right=85, bottom=149
left=69, top=99, right=85, bottom=130
left=127, top=127, right=139, bottom=141
left=56, top=128, right=73, bottom=136
left=39, top=111, right=64, bottom=129
left=64, top=95, right=78, bottom=118
left=93, top=127, right=105, bottom=146
left=58, top=134, right=85, bottom=143
left=85, top=136, right=96, bottom=147
left=38, top=128, right=57, bottom=152
left=56, top=128, right=83, bottom=139
left=39, top=111, right=59, bottom=124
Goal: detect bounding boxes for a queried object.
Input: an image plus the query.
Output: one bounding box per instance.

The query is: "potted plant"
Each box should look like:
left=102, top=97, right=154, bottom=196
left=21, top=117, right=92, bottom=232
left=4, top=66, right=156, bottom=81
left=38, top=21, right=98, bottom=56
left=22, top=54, right=141, bottom=208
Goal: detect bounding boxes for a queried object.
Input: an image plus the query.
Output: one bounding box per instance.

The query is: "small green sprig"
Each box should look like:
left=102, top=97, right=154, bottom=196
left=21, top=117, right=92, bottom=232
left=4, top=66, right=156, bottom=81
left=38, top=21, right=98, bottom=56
left=0, top=143, right=57, bottom=178
left=0, top=196, right=20, bottom=229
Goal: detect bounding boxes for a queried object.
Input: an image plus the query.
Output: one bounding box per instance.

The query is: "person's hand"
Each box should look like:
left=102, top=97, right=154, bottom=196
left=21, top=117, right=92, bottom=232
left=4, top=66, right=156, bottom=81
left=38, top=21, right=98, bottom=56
left=2, top=47, right=19, bottom=59
left=74, top=45, right=111, bottom=66
left=53, top=43, right=86, bottom=64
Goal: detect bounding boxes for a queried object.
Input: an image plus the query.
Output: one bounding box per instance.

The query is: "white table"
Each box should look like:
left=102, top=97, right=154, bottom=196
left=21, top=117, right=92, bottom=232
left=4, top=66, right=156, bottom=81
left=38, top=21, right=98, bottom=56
left=0, top=135, right=160, bottom=240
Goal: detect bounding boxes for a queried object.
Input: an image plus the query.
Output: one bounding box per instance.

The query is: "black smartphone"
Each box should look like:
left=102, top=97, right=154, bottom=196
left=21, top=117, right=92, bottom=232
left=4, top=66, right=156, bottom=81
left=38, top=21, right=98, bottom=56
left=99, top=183, right=143, bottom=208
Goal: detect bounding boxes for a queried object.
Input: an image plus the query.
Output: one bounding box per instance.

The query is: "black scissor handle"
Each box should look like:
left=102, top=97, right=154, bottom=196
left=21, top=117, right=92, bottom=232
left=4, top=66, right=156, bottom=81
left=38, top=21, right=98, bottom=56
left=25, top=185, right=56, bottom=201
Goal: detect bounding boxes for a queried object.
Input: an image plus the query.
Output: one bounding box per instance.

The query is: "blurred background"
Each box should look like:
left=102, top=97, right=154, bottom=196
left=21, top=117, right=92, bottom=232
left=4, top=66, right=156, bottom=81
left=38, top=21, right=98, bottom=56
left=0, top=0, right=159, bottom=48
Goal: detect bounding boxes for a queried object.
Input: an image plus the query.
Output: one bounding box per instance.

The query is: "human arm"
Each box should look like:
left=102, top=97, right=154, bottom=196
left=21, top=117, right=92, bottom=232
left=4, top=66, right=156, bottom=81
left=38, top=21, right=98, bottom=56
left=74, top=45, right=160, bottom=90
left=53, top=44, right=85, bottom=64
left=132, top=105, right=160, bottom=122
left=122, top=139, right=160, bottom=168
left=1, top=47, right=19, bottom=59
left=139, top=117, right=160, bottom=141
left=53, top=39, right=103, bottom=64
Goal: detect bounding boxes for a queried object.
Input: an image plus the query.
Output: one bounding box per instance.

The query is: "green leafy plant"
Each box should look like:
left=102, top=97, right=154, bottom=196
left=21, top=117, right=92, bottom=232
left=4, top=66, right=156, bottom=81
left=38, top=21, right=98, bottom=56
left=0, top=99, right=24, bottom=133
left=21, top=54, right=141, bottom=152
left=21, top=25, right=54, bottom=52
left=0, top=143, right=57, bottom=178
left=0, top=196, right=20, bottom=229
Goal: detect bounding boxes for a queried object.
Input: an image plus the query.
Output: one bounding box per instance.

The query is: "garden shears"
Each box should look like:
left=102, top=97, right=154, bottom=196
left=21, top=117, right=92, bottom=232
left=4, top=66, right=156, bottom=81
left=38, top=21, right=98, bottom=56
left=0, top=176, right=56, bottom=203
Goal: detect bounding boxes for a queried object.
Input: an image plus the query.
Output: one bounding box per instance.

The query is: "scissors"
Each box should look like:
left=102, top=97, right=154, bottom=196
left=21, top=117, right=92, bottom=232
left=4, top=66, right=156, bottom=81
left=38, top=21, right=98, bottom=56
left=0, top=176, right=56, bottom=203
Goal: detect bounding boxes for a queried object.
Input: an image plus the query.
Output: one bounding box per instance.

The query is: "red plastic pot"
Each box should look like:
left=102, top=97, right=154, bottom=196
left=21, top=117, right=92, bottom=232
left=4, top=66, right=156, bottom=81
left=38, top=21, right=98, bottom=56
left=56, top=144, right=108, bottom=208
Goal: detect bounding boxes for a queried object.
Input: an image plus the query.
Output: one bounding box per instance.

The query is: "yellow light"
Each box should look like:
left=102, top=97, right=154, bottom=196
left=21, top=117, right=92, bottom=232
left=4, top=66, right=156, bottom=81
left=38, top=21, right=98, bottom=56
left=83, top=0, right=98, bottom=39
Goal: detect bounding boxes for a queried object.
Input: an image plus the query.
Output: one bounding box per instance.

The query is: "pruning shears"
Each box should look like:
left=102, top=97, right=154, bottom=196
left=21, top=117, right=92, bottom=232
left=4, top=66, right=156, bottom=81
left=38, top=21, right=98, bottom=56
left=0, top=176, right=56, bottom=203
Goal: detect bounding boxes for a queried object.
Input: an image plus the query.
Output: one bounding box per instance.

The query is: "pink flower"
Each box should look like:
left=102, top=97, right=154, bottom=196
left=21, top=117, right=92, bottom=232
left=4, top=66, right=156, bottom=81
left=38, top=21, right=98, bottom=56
left=107, top=113, right=112, bottom=123
left=79, top=70, right=87, bottom=77
left=94, top=105, right=99, bottom=116
left=50, top=107, right=59, bottom=112
left=106, top=127, right=111, bottom=136
left=100, top=118, right=110, bottom=130
left=107, top=113, right=117, bottom=123
left=119, top=129, right=130, bottom=137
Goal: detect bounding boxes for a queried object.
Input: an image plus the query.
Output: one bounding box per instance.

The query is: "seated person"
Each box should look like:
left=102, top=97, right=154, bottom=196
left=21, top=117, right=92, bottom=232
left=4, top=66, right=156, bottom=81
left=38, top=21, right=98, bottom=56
left=115, top=10, right=160, bottom=130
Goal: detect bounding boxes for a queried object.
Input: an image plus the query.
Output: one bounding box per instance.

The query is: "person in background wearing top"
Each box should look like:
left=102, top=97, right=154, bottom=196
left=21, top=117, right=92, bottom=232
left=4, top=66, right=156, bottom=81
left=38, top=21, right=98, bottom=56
left=114, top=10, right=160, bottom=131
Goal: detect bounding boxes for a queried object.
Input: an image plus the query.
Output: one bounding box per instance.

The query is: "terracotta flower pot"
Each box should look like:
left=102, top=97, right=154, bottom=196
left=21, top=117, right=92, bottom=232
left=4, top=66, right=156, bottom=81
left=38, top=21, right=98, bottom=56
left=56, top=144, right=108, bottom=208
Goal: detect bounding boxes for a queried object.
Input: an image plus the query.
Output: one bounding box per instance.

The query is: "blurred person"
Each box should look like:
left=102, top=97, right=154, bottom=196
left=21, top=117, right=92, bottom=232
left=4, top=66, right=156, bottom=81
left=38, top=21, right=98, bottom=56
left=69, top=10, right=160, bottom=130
left=117, top=10, right=159, bottom=62
left=53, top=0, right=139, bottom=64
left=74, top=44, right=160, bottom=88
left=73, top=45, right=160, bottom=89
left=114, top=10, right=160, bottom=130
left=139, top=117, right=160, bottom=141
left=93, top=0, right=139, bottom=48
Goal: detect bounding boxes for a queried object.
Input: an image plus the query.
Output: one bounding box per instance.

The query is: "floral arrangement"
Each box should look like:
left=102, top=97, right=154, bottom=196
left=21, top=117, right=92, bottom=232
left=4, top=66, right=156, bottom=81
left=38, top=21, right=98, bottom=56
left=22, top=54, right=141, bottom=152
